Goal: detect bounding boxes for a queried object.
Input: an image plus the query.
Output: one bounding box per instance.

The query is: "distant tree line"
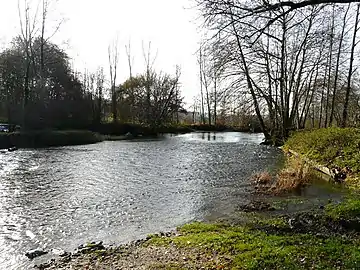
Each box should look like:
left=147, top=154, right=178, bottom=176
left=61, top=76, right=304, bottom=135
left=0, top=0, right=184, bottom=130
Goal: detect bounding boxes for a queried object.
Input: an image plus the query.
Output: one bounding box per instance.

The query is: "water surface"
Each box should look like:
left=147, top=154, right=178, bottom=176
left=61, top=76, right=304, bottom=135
left=0, top=132, right=283, bottom=269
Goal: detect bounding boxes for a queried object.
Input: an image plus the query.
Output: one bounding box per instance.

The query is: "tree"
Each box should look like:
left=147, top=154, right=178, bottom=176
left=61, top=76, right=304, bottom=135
left=0, top=37, right=94, bottom=128
left=342, top=3, right=360, bottom=127
left=196, top=0, right=360, bottom=142
left=18, top=0, right=37, bottom=127
left=119, top=68, right=183, bottom=126
left=329, top=3, right=351, bottom=126
left=198, top=45, right=206, bottom=124
left=108, top=39, right=119, bottom=123
left=142, top=41, right=158, bottom=124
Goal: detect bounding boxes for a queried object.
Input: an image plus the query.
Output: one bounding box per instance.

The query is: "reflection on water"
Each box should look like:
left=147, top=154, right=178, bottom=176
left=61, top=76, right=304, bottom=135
left=0, top=132, right=282, bottom=269
left=186, top=132, right=265, bottom=143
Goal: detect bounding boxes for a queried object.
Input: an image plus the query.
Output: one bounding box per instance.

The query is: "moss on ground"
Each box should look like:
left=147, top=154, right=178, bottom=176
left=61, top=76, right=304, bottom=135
left=326, top=196, right=360, bottom=220
left=148, top=222, right=360, bottom=269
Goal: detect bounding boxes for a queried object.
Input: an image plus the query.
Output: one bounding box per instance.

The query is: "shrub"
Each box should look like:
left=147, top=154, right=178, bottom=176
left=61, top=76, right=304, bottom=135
left=252, top=172, right=273, bottom=185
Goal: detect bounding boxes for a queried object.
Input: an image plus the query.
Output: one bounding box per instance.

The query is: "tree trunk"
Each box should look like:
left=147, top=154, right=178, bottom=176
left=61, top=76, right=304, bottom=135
left=324, top=5, right=335, bottom=128
left=231, top=17, right=270, bottom=141
left=342, top=3, right=359, bottom=127
left=330, top=3, right=350, bottom=126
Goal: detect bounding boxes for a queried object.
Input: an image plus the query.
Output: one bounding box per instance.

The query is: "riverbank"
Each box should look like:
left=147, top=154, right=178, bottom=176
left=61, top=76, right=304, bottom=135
left=92, top=123, right=255, bottom=138
left=0, top=124, right=257, bottom=149
left=33, top=127, right=360, bottom=269
left=37, top=197, right=360, bottom=269
left=284, top=127, right=360, bottom=187
left=0, top=130, right=102, bottom=149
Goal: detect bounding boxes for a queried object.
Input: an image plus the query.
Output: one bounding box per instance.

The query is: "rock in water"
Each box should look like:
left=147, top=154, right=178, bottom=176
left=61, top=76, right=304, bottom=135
left=25, top=230, right=36, bottom=240
left=25, top=249, right=48, bottom=260
left=52, top=248, right=68, bottom=257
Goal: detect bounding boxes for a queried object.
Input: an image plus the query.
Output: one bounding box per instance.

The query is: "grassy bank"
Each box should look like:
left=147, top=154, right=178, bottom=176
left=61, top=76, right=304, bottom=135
left=147, top=221, right=360, bottom=269
left=0, top=130, right=103, bottom=149
left=41, top=212, right=360, bottom=269
left=284, top=127, right=360, bottom=173
left=284, top=127, right=360, bottom=187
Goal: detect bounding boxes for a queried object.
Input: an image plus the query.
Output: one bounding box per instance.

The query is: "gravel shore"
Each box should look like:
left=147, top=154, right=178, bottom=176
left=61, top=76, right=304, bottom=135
left=35, top=236, right=228, bottom=270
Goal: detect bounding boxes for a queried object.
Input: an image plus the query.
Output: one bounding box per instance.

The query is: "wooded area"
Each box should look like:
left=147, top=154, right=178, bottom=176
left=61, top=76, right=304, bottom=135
left=194, top=0, right=360, bottom=143
left=0, top=0, right=184, bottom=130
left=2, top=0, right=360, bottom=141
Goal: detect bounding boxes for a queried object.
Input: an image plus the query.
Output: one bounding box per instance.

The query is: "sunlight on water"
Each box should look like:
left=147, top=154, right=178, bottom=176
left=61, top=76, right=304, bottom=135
left=0, top=155, right=19, bottom=177
left=0, top=132, right=282, bottom=269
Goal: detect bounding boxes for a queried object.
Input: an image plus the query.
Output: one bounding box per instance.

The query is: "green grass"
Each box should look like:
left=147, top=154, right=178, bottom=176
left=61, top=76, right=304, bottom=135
left=148, top=222, right=360, bottom=269
left=284, top=127, right=360, bottom=173
left=326, top=196, right=360, bottom=219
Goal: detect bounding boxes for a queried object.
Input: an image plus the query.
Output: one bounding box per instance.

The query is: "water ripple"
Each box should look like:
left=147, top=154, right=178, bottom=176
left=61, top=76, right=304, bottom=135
left=0, top=132, right=283, bottom=269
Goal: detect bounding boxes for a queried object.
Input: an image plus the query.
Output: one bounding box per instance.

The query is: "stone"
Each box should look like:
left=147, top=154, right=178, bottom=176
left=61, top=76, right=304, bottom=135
left=25, top=249, right=48, bottom=260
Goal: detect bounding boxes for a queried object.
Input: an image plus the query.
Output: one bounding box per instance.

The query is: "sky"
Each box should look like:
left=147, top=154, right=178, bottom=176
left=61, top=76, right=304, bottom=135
left=0, top=0, right=202, bottom=106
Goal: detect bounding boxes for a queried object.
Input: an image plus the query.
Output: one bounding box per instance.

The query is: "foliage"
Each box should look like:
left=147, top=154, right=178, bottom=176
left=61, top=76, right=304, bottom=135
left=0, top=37, right=94, bottom=129
left=118, top=69, right=183, bottom=126
left=284, top=128, right=360, bottom=172
left=149, top=222, right=360, bottom=269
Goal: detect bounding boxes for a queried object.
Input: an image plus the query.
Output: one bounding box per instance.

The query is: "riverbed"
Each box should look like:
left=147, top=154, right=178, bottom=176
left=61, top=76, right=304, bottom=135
left=0, top=132, right=283, bottom=269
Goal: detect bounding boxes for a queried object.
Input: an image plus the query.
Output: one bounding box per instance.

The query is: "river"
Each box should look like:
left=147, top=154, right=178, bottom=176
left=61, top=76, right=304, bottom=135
left=0, top=132, right=283, bottom=269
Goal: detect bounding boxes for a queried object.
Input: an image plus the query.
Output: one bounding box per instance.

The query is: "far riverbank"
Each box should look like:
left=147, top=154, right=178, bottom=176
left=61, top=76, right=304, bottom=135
left=0, top=123, right=259, bottom=149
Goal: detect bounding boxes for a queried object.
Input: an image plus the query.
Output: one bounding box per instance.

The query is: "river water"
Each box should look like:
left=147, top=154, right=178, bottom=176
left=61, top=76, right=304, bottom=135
left=0, top=132, right=283, bottom=269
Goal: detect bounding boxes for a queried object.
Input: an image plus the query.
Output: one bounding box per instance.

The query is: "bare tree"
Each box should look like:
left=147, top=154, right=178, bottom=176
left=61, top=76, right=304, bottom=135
left=96, top=67, right=105, bottom=124
left=198, top=45, right=206, bottom=124
left=195, top=0, right=360, bottom=142
left=108, top=38, right=119, bottom=123
left=329, top=3, right=351, bottom=126
left=125, top=40, right=134, bottom=78
left=142, top=41, right=158, bottom=124
left=342, top=3, right=360, bottom=127
left=18, top=0, right=38, bottom=127
left=201, top=49, right=212, bottom=126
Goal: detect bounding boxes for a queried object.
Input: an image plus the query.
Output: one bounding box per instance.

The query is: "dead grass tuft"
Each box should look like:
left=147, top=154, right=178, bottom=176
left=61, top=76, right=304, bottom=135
left=252, top=171, right=273, bottom=185
left=273, top=157, right=312, bottom=194
left=252, top=158, right=312, bottom=195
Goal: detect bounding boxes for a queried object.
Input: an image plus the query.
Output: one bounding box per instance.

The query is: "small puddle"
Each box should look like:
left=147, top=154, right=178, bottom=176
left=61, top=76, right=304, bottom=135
left=217, top=170, right=347, bottom=224
left=269, top=171, right=346, bottom=215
